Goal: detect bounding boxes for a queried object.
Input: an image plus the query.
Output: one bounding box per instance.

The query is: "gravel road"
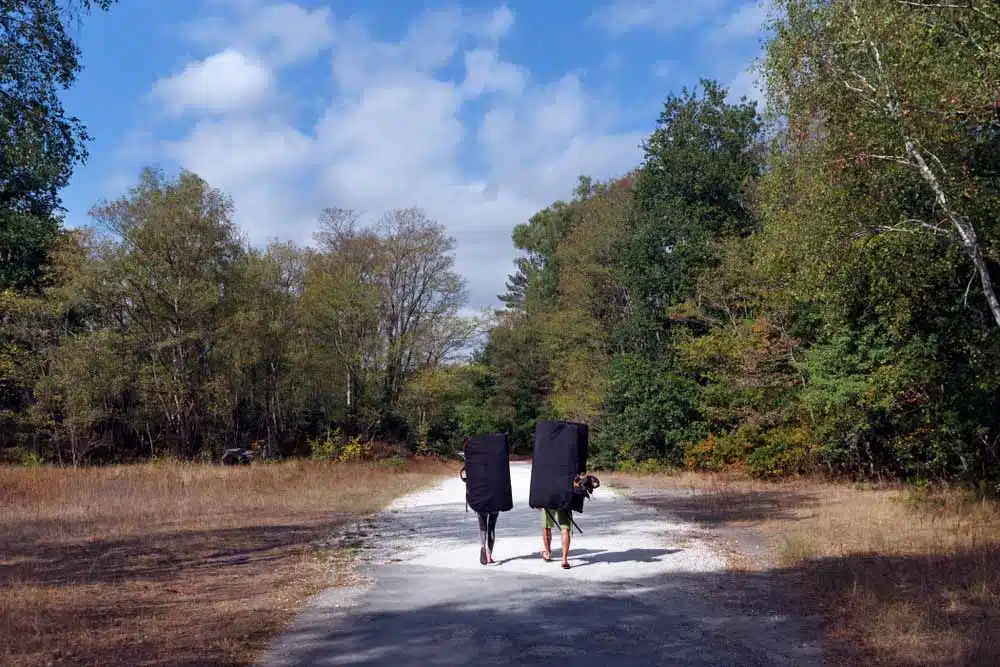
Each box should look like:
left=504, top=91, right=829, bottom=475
left=259, top=462, right=827, bottom=666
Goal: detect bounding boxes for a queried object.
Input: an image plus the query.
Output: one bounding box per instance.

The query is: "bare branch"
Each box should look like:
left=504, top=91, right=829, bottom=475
left=866, top=153, right=916, bottom=167
left=964, top=269, right=976, bottom=308
left=896, top=1, right=999, bottom=24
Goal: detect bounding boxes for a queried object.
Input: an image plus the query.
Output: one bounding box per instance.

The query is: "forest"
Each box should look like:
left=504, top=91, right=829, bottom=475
left=3, top=0, right=1000, bottom=487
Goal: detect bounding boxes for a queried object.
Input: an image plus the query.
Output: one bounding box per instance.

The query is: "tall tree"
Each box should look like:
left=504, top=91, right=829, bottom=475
left=301, top=208, right=383, bottom=428
left=86, top=167, right=245, bottom=459
left=376, top=208, right=467, bottom=415
left=766, top=0, right=1000, bottom=327
left=619, top=79, right=763, bottom=353
left=1, top=0, right=116, bottom=291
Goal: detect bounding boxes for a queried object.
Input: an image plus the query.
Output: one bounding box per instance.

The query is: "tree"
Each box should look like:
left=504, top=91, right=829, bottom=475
left=1, top=0, right=117, bottom=291
left=619, top=79, right=763, bottom=353
left=300, top=208, right=383, bottom=429
left=86, top=167, right=245, bottom=459
left=765, top=0, right=1000, bottom=327
left=376, top=208, right=468, bottom=416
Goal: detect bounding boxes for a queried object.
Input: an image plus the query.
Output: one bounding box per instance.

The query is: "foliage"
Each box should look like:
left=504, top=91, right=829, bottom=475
left=472, top=6, right=1000, bottom=487
left=1, top=0, right=116, bottom=292
left=593, top=354, right=704, bottom=469
left=6, top=0, right=1000, bottom=489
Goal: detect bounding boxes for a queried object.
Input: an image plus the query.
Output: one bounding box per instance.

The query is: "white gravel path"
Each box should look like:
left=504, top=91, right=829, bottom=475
left=259, top=461, right=827, bottom=666
left=385, top=462, right=727, bottom=580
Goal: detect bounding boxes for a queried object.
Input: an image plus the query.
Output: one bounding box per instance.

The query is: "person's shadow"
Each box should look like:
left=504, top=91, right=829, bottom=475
left=494, top=547, right=681, bottom=568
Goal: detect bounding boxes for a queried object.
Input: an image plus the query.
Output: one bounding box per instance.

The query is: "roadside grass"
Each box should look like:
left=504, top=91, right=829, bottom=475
left=0, top=458, right=453, bottom=667
left=610, top=471, right=1000, bottom=667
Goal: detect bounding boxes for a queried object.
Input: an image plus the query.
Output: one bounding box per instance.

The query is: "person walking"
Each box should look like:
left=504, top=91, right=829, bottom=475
left=461, top=433, right=513, bottom=566
left=540, top=508, right=573, bottom=569
left=478, top=510, right=499, bottom=565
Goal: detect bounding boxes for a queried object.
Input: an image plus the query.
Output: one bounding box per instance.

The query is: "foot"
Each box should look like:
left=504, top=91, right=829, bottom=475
left=487, top=553, right=496, bottom=564
left=561, top=561, right=570, bottom=569
left=480, top=546, right=488, bottom=565
left=541, top=550, right=551, bottom=562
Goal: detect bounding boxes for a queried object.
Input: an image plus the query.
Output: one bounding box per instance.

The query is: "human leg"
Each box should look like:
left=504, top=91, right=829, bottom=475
left=558, top=510, right=572, bottom=568
left=486, top=512, right=498, bottom=563
left=477, top=512, right=489, bottom=565
left=541, top=510, right=554, bottom=561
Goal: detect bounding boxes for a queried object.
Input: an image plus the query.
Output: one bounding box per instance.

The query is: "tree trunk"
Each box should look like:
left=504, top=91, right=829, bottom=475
left=905, top=141, right=1000, bottom=329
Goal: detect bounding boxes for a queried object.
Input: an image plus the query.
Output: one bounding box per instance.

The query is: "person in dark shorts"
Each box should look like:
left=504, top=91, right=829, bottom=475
left=478, top=511, right=499, bottom=565
left=540, top=508, right=573, bottom=569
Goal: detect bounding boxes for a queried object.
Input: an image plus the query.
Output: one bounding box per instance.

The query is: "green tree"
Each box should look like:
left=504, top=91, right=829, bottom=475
left=86, top=167, right=246, bottom=459
left=1, top=0, right=117, bottom=291
left=765, top=0, right=1000, bottom=327
left=619, top=79, right=763, bottom=354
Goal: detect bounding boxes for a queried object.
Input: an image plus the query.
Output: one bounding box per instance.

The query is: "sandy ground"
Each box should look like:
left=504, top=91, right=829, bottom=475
left=259, top=463, right=827, bottom=666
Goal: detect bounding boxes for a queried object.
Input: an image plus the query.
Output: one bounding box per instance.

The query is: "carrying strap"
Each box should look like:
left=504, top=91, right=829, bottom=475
left=460, top=436, right=469, bottom=513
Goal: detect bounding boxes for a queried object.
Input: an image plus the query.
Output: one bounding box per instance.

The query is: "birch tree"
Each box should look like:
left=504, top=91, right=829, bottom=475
left=766, top=0, right=1000, bottom=326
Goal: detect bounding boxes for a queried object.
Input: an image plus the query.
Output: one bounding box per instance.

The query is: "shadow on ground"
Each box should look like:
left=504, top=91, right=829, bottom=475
left=619, top=481, right=1000, bottom=667
left=0, top=516, right=350, bottom=667
left=263, top=564, right=827, bottom=667
left=0, top=517, right=350, bottom=587
left=623, top=487, right=820, bottom=526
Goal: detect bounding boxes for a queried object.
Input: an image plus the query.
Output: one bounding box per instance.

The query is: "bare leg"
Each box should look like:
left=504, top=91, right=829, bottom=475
left=560, top=527, right=571, bottom=567
left=542, top=526, right=552, bottom=561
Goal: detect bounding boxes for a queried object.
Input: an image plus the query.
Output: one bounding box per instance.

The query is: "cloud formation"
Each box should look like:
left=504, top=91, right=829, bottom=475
left=124, top=0, right=769, bottom=309
left=150, top=49, right=274, bottom=116
left=593, top=0, right=728, bottom=35
left=134, top=1, right=645, bottom=309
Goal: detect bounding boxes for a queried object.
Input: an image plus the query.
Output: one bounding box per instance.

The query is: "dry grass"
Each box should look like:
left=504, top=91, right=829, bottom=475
left=611, top=471, right=1000, bottom=667
left=0, top=458, right=453, bottom=667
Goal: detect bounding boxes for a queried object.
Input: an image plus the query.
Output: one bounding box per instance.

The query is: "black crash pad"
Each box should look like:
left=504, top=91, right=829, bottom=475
left=463, top=433, right=513, bottom=513
left=528, top=420, right=589, bottom=512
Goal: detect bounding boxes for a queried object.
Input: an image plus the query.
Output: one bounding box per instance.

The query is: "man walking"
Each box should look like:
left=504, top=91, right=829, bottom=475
left=541, top=508, right=573, bottom=569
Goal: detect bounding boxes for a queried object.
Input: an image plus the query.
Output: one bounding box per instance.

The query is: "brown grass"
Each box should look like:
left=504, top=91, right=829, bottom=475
left=611, top=471, right=1000, bottom=667
left=0, top=458, right=453, bottom=667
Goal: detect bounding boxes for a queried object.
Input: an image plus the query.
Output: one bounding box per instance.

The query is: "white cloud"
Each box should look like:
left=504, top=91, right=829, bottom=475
left=160, top=118, right=313, bottom=189
left=709, top=1, right=772, bottom=43
left=185, top=0, right=334, bottom=66
left=476, top=4, right=515, bottom=41
left=150, top=49, right=273, bottom=116
left=594, top=0, right=728, bottom=35
left=460, top=48, right=526, bottom=98
left=126, top=2, right=645, bottom=309
left=726, top=63, right=767, bottom=107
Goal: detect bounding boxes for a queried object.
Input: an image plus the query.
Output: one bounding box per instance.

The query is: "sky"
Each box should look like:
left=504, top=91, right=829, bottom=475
left=58, top=0, right=772, bottom=312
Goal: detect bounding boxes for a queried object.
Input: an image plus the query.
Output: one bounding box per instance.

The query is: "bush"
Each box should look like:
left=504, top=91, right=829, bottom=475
left=745, top=426, right=816, bottom=478
left=595, top=354, right=705, bottom=468
left=684, top=425, right=760, bottom=471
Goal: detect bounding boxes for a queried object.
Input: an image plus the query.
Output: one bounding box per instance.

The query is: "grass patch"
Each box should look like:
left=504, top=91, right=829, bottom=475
left=611, top=471, right=1000, bottom=667
left=0, top=458, right=452, bottom=667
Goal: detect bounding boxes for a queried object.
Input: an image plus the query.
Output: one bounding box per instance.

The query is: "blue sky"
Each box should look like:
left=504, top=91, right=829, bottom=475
left=59, top=0, right=771, bottom=310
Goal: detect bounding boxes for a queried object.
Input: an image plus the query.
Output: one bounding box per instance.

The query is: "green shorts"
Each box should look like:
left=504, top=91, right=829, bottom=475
left=542, top=508, right=572, bottom=530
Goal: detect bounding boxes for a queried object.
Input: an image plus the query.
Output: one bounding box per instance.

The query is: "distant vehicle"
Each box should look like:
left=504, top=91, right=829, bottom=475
left=221, top=448, right=255, bottom=465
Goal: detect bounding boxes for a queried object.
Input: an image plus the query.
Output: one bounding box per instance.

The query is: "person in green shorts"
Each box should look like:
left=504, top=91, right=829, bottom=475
left=540, top=507, right=573, bottom=569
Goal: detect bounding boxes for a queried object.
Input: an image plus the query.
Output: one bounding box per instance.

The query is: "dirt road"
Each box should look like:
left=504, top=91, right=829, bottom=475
left=259, top=462, right=826, bottom=666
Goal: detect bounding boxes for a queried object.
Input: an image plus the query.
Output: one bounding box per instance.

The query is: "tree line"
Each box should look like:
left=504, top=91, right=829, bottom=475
left=471, top=0, right=1000, bottom=487
left=2, top=166, right=485, bottom=463
left=4, top=1, right=1000, bottom=486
